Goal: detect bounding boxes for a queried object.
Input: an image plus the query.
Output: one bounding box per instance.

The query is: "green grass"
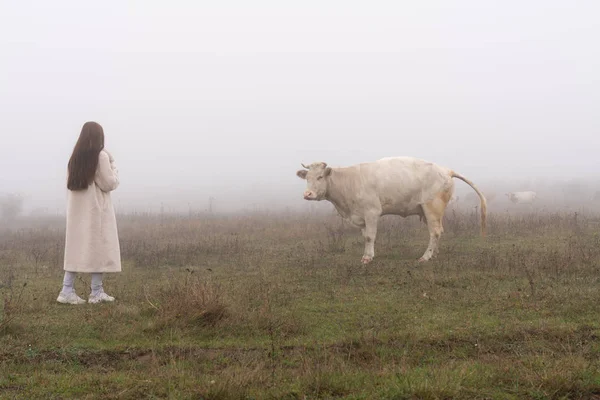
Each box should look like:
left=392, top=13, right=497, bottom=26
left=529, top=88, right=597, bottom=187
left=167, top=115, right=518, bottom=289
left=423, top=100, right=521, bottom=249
left=1, top=210, right=600, bottom=399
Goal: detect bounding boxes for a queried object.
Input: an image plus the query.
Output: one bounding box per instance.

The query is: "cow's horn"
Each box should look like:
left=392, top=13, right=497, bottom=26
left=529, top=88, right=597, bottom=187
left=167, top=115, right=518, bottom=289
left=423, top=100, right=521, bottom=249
left=301, top=163, right=309, bottom=169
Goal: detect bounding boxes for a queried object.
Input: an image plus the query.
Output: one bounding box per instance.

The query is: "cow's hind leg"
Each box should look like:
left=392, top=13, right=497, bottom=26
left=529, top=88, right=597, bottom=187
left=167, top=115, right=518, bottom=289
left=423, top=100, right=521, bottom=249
left=418, top=194, right=449, bottom=262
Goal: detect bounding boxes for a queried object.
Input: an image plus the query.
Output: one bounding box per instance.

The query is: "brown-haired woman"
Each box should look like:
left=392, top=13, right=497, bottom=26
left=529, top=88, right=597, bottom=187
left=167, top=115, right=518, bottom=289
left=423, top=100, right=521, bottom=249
left=58, top=121, right=121, bottom=304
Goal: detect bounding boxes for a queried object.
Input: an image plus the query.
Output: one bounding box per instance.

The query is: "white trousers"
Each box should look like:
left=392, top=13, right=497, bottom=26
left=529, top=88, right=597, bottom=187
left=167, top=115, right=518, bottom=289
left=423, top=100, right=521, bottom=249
left=62, top=271, right=104, bottom=295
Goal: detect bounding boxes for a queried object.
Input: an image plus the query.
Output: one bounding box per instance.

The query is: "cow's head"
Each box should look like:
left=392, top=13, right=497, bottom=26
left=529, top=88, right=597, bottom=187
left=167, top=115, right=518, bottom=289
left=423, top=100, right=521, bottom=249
left=296, top=162, right=332, bottom=200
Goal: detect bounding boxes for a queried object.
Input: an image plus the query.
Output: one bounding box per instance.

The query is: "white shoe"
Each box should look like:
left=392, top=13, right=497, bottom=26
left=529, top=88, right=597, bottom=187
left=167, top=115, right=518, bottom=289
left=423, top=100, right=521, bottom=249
left=88, top=292, right=115, bottom=304
left=57, top=292, right=86, bottom=305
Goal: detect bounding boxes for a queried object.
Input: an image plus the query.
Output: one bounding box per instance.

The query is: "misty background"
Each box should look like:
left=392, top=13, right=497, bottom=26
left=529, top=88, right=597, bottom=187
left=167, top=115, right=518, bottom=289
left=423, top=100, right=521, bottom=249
left=1, top=1, right=599, bottom=216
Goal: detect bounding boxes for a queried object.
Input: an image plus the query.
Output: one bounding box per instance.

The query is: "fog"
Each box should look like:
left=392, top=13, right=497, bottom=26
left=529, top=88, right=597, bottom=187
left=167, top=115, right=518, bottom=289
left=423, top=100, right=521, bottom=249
left=1, top=1, right=599, bottom=215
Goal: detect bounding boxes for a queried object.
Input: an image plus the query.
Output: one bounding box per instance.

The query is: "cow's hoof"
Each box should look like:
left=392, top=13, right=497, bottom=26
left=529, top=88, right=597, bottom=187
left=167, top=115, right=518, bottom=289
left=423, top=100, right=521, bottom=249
left=361, top=256, right=373, bottom=264
left=417, top=257, right=428, bottom=263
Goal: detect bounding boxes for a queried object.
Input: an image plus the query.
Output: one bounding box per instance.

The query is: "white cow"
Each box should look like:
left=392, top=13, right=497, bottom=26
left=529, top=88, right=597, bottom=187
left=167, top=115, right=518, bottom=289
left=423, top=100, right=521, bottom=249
left=296, top=157, right=487, bottom=264
left=506, top=191, right=537, bottom=204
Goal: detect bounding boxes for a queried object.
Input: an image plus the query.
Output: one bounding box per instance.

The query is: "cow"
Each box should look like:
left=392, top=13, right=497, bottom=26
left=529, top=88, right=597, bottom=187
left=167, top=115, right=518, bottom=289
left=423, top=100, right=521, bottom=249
left=296, top=157, right=487, bottom=264
left=506, top=191, right=537, bottom=204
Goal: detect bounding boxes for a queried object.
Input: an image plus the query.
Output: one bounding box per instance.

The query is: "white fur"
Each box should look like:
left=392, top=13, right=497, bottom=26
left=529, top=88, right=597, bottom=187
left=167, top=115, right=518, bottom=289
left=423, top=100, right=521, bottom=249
left=506, top=191, right=537, bottom=204
left=297, top=157, right=486, bottom=263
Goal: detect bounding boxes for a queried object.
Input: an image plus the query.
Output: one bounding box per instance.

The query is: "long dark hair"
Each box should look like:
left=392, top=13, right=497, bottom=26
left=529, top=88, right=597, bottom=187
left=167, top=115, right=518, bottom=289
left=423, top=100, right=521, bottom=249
left=67, top=121, right=105, bottom=190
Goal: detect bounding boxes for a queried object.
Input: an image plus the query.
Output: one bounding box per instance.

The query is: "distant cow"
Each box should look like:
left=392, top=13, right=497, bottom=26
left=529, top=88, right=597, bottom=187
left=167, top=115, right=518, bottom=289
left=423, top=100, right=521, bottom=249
left=296, top=157, right=487, bottom=264
left=506, top=191, right=537, bottom=204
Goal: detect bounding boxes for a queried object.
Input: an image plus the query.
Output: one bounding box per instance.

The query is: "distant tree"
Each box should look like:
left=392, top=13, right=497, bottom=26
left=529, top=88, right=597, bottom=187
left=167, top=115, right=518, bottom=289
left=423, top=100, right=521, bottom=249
left=208, top=196, right=215, bottom=213
left=0, top=193, right=24, bottom=220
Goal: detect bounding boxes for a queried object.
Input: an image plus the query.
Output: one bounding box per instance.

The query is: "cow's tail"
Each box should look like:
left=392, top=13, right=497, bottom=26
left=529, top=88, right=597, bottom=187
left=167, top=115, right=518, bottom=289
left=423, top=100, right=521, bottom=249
left=450, top=171, right=487, bottom=237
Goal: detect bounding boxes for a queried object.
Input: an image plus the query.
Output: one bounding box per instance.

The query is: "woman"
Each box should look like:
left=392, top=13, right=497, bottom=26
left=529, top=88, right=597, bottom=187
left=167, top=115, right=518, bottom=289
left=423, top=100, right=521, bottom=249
left=57, top=121, right=121, bottom=304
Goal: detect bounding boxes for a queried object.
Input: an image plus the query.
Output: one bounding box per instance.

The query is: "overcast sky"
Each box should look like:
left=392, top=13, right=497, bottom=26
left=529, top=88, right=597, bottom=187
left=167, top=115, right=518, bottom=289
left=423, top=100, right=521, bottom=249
left=1, top=1, right=599, bottom=212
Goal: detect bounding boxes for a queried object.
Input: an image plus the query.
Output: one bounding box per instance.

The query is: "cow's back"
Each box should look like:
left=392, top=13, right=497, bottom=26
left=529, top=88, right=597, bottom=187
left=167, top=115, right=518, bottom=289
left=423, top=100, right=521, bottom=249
left=363, top=157, right=453, bottom=216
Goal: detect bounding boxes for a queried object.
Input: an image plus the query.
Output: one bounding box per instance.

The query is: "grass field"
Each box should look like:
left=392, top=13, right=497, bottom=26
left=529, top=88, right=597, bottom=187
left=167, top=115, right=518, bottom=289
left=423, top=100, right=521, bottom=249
left=1, top=208, right=600, bottom=399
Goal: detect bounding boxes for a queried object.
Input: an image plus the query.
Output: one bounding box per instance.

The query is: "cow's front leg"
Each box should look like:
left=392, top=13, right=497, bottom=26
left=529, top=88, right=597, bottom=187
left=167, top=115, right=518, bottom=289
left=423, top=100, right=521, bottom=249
left=361, top=215, right=379, bottom=264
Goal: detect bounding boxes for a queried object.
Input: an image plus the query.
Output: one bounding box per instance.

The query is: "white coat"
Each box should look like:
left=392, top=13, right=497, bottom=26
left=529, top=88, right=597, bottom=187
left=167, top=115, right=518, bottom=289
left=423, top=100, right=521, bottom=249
left=63, top=150, right=121, bottom=273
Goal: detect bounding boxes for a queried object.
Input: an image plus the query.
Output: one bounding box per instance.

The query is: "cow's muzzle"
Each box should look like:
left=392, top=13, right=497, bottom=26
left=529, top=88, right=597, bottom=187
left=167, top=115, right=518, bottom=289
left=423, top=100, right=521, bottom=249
left=303, top=191, right=317, bottom=200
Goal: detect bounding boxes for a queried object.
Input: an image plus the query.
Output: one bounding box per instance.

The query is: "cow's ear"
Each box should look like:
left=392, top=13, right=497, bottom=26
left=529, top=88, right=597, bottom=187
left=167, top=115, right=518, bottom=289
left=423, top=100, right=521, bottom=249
left=324, top=167, right=332, bottom=177
left=296, top=170, right=308, bottom=179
